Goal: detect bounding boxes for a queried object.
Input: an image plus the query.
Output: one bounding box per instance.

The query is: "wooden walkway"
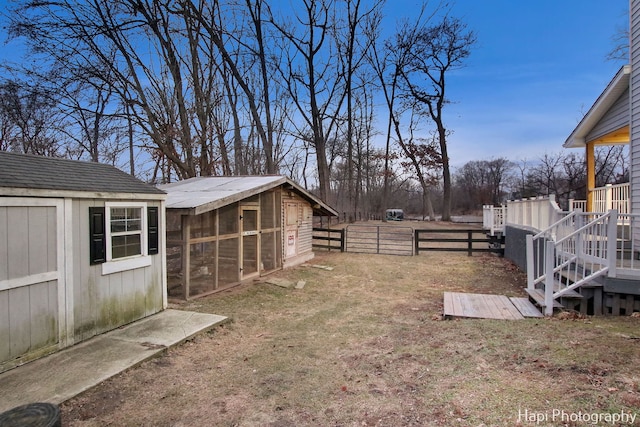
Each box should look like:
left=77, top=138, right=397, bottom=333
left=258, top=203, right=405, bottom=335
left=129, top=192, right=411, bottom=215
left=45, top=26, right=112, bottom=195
left=443, top=292, right=543, bottom=320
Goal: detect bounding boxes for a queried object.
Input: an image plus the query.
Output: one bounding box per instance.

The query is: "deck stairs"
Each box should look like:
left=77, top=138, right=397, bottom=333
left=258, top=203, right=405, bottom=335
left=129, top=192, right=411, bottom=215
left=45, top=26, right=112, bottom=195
left=525, top=210, right=622, bottom=315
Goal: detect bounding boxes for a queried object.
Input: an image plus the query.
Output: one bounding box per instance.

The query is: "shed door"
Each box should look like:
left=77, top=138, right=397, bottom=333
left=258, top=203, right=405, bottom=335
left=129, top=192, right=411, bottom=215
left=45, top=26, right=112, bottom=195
left=241, top=207, right=260, bottom=280
left=0, top=198, right=66, bottom=372
left=285, top=202, right=299, bottom=258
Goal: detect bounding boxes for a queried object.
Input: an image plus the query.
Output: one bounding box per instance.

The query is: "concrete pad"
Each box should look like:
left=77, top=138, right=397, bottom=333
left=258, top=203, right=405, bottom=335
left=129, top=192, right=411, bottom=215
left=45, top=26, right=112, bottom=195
left=0, top=309, right=228, bottom=413
left=113, top=309, right=228, bottom=347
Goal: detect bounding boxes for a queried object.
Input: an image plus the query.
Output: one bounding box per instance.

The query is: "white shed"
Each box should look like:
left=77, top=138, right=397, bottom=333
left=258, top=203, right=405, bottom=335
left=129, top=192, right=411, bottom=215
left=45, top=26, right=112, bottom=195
left=0, top=152, right=167, bottom=372
left=160, top=176, right=337, bottom=299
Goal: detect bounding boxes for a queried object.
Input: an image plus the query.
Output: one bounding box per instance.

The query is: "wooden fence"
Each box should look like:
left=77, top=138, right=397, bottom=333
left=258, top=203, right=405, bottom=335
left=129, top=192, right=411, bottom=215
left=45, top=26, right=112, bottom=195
left=312, top=227, right=345, bottom=252
left=313, top=226, right=504, bottom=257
left=414, top=229, right=504, bottom=256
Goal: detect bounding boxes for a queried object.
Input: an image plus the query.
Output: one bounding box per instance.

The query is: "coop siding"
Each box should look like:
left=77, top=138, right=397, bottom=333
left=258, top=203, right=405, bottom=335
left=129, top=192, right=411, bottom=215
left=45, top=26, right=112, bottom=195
left=585, top=88, right=629, bottom=142
left=298, top=206, right=314, bottom=254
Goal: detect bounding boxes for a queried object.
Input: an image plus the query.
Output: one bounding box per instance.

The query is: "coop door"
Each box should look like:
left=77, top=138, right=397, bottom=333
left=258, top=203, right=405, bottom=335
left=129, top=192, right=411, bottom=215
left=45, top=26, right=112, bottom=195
left=285, top=202, right=299, bottom=258
left=241, top=207, right=259, bottom=279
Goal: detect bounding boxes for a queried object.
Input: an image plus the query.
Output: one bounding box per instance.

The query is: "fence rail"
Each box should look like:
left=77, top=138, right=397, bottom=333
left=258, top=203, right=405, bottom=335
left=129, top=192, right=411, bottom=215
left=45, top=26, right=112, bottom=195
left=415, top=229, right=504, bottom=256
left=345, top=225, right=414, bottom=256
left=313, top=226, right=505, bottom=257
left=312, top=227, right=345, bottom=252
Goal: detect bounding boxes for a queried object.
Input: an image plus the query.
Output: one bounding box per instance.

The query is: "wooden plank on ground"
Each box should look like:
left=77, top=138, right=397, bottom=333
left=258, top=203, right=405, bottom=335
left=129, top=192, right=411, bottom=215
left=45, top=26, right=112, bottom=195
left=486, top=294, right=524, bottom=320
left=509, top=297, right=544, bottom=318
left=443, top=292, right=525, bottom=320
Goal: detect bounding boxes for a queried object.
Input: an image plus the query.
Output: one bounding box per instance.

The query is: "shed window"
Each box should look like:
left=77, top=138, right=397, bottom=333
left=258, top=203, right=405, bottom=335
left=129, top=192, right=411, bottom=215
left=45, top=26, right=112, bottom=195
left=90, top=202, right=159, bottom=275
left=110, top=207, right=143, bottom=259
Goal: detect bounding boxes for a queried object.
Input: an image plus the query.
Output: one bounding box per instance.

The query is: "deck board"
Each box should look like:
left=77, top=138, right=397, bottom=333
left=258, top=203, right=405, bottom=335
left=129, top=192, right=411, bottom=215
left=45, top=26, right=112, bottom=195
left=509, top=297, right=544, bottom=318
left=443, top=292, right=538, bottom=320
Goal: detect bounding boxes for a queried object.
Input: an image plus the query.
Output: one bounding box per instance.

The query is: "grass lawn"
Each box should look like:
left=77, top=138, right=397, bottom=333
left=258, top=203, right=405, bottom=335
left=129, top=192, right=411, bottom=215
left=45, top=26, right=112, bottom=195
left=62, top=250, right=640, bottom=426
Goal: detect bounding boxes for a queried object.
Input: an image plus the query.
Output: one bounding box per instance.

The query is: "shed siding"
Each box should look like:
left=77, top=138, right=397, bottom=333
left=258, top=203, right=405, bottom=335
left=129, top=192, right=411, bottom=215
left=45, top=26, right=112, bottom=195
left=72, top=199, right=164, bottom=342
left=0, top=204, right=59, bottom=369
left=586, top=88, right=629, bottom=142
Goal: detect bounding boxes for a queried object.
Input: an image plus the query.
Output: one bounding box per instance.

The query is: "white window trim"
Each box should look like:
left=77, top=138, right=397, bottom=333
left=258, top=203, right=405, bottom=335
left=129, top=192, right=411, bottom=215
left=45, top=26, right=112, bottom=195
left=102, top=201, right=151, bottom=275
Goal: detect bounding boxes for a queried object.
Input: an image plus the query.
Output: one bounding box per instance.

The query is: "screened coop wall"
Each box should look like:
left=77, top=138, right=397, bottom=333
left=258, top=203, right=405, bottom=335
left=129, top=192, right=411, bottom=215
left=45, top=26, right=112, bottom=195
left=167, top=189, right=283, bottom=299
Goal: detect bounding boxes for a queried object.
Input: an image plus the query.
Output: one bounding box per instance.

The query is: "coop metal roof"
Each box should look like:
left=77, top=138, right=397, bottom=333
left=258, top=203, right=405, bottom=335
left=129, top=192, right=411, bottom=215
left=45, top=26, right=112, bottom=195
left=0, top=151, right=165, bottom=197
left=159, top=175, right=337, bottom=216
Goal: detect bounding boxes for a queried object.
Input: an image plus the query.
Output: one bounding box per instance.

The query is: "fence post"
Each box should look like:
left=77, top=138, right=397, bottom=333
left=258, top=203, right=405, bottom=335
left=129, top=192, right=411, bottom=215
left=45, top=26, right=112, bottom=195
left=467, top=230, right=473, bottom=256
left=544, top=240, right=555, bottom=316
left=340, top=229, right=346, bottom=252
left=414, top=230, right=420, bottom=255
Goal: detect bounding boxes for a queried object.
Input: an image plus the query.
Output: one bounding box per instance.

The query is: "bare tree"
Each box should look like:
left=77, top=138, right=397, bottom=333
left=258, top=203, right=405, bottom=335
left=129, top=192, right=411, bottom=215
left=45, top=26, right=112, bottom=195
left=270, top=0, right=347, bottom=202
left=606, top=8, right=629, bottom=62
left=398, top=15, right=476, bottom=221
left=0, top=80, right=61, bottom=156
left=332, top=0, right=381, bottom=217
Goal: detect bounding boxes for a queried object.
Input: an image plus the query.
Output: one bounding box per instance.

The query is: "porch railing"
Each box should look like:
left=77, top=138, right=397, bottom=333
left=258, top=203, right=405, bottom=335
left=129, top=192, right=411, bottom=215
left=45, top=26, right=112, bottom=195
left=482, top=205, right=506, bottom=236
left=505, top=195, right=566, bottom=231
left=612, top=213, right=640, bottom=274
left=569, top=183, right=630, bottom=215
left=526, top=211, right=617, bottom=315
left=483, top=195, right=568, bottom=236
left=593, top=183, right=630, bottom=215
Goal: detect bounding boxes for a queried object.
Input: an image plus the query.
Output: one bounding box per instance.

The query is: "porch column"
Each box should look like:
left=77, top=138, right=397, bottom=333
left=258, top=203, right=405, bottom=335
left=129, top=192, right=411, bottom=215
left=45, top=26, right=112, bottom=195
left=586, top=141, right=595, bottom=212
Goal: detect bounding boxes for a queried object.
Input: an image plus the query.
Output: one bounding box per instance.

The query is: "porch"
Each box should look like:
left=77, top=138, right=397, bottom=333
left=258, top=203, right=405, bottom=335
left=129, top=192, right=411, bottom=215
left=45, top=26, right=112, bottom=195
left=482, top=184, right=640, bottom=316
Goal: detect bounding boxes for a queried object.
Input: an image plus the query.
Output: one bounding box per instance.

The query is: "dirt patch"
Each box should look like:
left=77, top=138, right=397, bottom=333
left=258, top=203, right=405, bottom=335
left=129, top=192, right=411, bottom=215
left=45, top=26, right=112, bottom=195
left=61, top=242, right=640, bottom=426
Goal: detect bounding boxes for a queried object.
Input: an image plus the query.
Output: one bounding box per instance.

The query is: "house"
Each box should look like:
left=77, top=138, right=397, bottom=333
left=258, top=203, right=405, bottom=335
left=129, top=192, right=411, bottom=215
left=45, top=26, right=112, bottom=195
left=563, top=64, right=630, bottom=214
left=0, top=152, right=167, bottom=373
left=482, top=3, right=640, bottom=316
left=159, top=176, right=337, bottom=299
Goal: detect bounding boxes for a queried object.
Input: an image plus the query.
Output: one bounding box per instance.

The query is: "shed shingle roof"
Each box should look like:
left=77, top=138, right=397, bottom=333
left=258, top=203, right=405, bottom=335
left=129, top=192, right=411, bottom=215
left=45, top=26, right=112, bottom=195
left=0, top=151, right=164, bottom=195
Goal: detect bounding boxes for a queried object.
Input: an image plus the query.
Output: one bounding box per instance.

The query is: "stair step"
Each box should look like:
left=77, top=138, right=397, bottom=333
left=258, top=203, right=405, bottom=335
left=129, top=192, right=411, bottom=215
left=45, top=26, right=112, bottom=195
left=525, top=288, right=563, bottom=309
left=552, top=282, right=583, bottom=299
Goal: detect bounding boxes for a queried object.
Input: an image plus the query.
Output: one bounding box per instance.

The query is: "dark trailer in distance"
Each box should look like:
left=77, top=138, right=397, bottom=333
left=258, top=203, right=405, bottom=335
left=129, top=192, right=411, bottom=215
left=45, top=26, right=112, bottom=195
left=385, top=209, right=404, bottom=221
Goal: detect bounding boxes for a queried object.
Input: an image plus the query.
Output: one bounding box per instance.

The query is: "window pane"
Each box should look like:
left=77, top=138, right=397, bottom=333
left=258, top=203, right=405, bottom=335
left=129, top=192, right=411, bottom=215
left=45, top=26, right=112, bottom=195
left=111, top=207, right=142, bottom=233
left=112, top=234, right=141, bottom=259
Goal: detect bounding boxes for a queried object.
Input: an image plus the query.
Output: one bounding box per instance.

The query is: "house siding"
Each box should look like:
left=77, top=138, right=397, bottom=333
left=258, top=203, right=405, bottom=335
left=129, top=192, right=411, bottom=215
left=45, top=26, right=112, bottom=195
left=586, top=88, right=629, bottom=142
left=631, top=0, right=640, bottom=232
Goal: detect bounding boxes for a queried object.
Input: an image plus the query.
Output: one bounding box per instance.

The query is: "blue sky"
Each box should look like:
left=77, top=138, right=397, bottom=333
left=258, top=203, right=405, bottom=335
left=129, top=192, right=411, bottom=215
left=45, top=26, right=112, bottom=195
left=0, top=0, right=629, bottom=172
left=418, top=0, right=629, bottom=168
